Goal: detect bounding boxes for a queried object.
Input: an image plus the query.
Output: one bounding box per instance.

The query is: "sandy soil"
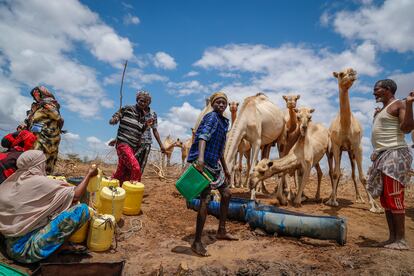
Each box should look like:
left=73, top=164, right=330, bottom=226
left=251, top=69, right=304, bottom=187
left=1, top=163, right=414, bottom=275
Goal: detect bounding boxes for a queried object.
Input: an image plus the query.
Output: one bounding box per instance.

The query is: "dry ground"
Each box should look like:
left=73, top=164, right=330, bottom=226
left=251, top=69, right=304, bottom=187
left=1, top=161, right=414, bottom=275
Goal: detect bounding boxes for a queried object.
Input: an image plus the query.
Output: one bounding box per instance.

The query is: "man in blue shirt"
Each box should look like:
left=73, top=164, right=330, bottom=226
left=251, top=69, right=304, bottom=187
left=187, top=92, right=238, bottom=257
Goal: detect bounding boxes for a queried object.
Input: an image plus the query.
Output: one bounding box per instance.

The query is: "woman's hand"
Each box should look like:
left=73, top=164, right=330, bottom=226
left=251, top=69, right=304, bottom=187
left=87, top=165, right=99, bottom=177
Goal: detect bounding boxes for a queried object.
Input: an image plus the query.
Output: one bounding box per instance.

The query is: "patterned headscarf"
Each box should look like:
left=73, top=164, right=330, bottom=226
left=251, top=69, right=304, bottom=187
left=30, top=86, right=60, bottom=110
left=210, top=91, right=228, bottom=106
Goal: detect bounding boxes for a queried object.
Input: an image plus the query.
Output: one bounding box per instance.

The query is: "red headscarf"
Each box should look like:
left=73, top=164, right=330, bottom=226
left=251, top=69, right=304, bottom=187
left=1, top=130, right=37, bottom=151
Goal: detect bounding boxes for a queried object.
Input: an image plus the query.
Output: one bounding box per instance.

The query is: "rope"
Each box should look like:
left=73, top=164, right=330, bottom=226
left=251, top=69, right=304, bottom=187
left=117, top=218, right=143, bottom=239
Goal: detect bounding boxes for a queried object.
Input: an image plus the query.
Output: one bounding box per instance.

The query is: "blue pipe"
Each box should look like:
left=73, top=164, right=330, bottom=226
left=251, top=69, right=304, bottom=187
left=245, top=208, right=347, bottom=245
left=187, top=197, right=347, bottom=245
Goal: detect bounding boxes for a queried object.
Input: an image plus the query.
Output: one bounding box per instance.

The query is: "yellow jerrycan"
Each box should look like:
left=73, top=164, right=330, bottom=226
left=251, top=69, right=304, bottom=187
left=98, top=186, right=126, bottom=222
left=69, top=207, right=95, bottom=243
left=122, top=181, right=145, bottom=215
left=87, top=166, right=103, bottom=193
left=93, top=178, right=119, bottom=208
left=87, top=214, right=115, bottom=252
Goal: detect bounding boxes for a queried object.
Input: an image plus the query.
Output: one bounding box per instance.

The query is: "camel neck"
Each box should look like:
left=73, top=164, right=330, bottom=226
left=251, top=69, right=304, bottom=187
left=231, top=111, right=237, bottom=126
left=339, top=86, right=351, bottom=129
left=287, top=107, right=298, bottom=132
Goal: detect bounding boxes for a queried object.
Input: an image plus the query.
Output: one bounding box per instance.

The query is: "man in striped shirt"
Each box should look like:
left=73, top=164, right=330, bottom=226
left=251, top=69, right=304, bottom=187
left=109, top=91, right=154, bottom=185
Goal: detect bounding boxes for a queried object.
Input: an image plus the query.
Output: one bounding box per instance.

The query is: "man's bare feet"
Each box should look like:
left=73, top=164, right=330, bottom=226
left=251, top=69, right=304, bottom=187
left=216, top=232, right=239, bottom=241
left=191, top=242, right=210, bottom=257
left=384, top=240, right=410, bottom=250
left=372, top=239, right=394, bottom=247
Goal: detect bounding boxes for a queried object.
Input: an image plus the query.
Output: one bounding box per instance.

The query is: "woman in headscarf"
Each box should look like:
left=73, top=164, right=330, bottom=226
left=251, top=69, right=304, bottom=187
left=0, top=150, right=98, bottom=263
left=0, top=130, right=37, bottom=184
left=22, top=86, right=64, bottom=174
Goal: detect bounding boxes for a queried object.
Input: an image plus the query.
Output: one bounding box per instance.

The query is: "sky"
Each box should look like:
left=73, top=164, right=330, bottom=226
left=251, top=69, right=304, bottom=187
left=0, top=0, right=413, bottom=169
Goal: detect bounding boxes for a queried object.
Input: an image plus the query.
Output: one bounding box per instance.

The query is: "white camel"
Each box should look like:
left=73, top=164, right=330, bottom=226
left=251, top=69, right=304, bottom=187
left=224, top=93, right=285, bottom=200
left=250, top=107, right=332, bottom=206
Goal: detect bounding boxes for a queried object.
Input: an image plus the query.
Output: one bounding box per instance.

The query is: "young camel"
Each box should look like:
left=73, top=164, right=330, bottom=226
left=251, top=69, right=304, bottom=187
left=228, top=101, right=252, bottom=188
left=249, top=107, right=332, bottom=206
left=224, top=93, right=285, bottom=200
left=180, top=137, right=192, bottom=169
left=162, top=136, right=183, bottom=168
left=325, top=68, right=382, bottom=213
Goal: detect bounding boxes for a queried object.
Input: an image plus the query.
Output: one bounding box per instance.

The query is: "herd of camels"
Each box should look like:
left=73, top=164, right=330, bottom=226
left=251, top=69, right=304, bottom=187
left=161, top=68, right=384, bottom=213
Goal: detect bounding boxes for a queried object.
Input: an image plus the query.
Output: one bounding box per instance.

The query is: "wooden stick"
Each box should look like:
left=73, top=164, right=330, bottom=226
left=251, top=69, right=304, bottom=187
left=119, top=60, right=128, bottom=110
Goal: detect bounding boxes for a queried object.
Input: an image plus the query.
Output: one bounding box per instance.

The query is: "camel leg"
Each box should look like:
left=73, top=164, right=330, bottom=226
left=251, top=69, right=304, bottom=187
left=162, top=154, right=166, bottom=169
left=355, top=146, right=383, bottom=213
left=326, top=145, right=341, bottom=207
left=294, top=166, right=310, bottom=207
left=348, top=151, right=363, bottom=203
left=276, top=174, right=288, bottom=206
left=167, top=154, right=171, bottom=167
left=327, top=151, right=334, bottom=189
left=314, top=163, right=323, bottom=202
left=249, top=141, right=261, bottom=200
left=242, top=149, right=251, bottom=188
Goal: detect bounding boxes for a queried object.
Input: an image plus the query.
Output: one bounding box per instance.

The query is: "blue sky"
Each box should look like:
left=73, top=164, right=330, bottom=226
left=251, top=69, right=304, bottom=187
left=0, top=0, right=413, bottom=168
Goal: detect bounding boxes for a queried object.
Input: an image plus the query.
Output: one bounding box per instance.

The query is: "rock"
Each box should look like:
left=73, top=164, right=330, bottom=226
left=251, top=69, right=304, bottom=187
left=253, top=228, right=268, bottom=236
left=175, top=262, right=190, bottom=276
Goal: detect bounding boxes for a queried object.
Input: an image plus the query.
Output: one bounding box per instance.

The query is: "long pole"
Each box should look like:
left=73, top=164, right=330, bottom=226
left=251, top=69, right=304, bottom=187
left=119, top=60, right=128, bottom=111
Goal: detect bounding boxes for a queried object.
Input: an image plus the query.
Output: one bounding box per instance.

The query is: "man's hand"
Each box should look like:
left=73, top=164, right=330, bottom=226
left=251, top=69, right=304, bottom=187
left=146, top=118, right=154, bottom=127
left=194, top=159, right=205, bottom=173
left=109, top=117, right=118, bottom=125
left=374, top=107, right=381, bottom=118
left=108, top=139, right=116, bottom=147
left=406, top=91, right=414, bottom=104
left=160, top=146, right=166, bottom=154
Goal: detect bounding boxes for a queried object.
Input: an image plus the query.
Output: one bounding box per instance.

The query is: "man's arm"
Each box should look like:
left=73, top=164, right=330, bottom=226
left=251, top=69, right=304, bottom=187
left=194, top=139, right=206, bottom=173
left=152, top=128, right=166, bottom=153
left=399, top=91, right=414, bottom=133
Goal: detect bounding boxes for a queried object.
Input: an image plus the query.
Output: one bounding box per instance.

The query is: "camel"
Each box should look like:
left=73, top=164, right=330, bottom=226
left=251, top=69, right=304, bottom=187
left=249, top=107, right=332, bottom=206
left=180, top=137, right=192, bottom=169
left=229, top=101, right=239, bottom=128
left=281, top=95, right=301, bottom=156
left=227, top=101, right=251, bottom=188
left=325, top=68, right=382, bottom=213
left=162, top=136, right=183, bottom=168
left=224, top=93, right=285, bottom=200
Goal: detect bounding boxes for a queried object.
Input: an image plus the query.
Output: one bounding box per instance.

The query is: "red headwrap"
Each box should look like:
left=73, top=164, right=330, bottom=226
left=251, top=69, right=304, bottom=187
left=1, top=130, right=37, bottom=151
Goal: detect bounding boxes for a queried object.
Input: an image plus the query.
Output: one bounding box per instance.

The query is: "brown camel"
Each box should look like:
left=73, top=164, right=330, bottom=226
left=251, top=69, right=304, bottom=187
left=325, top=68, right=382, bottom=213
left=224, top=93, right=285, bottom=199
left=162, top=136, right=183, bottom=168
left=180, top=137, right=192, bottom=169
left=250, top=107, right=332, bottom=206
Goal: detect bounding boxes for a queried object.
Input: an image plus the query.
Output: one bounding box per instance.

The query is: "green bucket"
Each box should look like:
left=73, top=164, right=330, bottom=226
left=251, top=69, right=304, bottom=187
left=176, top=164, right=214, bottom=201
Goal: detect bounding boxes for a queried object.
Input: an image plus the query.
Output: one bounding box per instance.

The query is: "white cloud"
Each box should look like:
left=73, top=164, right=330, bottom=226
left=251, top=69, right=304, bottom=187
left=332, top=0, right=414, bottom=52
left=153, top=52, right=177, bottom=70
left=86, top=136, right=102, bottom=144
left=219, top=72, right=241, bottom=78
left=0, top=0, right=134, bottom=118
left=157, top=102, right=201, bottom=140
left=185, top=71, right=199, bottom=77
left=123, top=13, right=140, bottom=25
left=389, top=71, right=414, bottom=99
left=62, top=132, right=81, bottom=141
left=167, top=80, right=211, bottom=96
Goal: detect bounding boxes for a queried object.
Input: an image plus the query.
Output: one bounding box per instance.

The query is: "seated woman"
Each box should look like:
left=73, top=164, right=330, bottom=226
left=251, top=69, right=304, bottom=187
left=0, top=130, right=37, bottom=184
left=0, top=150, right=98, bottom=263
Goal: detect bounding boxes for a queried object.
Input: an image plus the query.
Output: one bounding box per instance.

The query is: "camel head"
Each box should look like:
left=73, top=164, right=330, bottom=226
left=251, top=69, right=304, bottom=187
left=249, top=158, right=274, bottom=189
left=295, top=107, right=314, bottom=136
left=228, top=101, right=239, bottom=113
left=174, top=138, right=183, bottom=148
left=333, top=68, right=357, bottom=91
left=282, top=94, right=300, bottom=109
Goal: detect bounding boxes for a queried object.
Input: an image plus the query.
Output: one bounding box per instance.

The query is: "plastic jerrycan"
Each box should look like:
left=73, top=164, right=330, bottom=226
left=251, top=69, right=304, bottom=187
left=122, top=181, right=145, bottom=215
left=98, top=186, right=126, bottom=222
left=93, top=178, right=119, bottom=208
left=87, top=214, right=115, bottom=252
left=69, top=207, right=95, bottom=243
left=87, top=165, right=103, bottom=193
